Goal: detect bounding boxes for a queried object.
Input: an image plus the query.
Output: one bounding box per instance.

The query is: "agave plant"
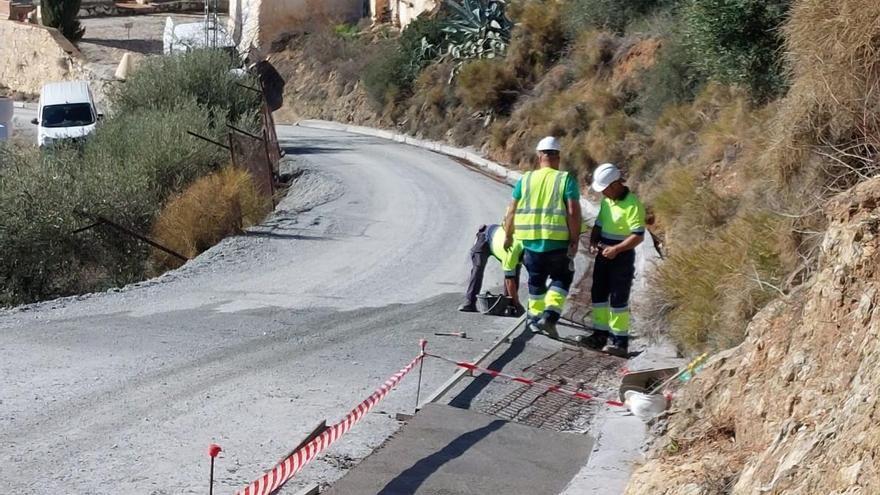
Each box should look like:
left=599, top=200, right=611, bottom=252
left=441, top=0, right=513, bottom=62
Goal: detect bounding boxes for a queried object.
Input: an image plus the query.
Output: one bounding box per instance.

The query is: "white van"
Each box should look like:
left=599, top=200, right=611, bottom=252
left=32, top=81, right=98, bottom=147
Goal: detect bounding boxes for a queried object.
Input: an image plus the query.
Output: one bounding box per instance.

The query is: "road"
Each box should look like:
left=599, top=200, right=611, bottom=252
left=0, top=125, right=516, bottom=494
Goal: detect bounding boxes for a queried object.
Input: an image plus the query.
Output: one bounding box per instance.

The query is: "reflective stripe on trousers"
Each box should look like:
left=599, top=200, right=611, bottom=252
left=525, top=249, right=574, bottom=320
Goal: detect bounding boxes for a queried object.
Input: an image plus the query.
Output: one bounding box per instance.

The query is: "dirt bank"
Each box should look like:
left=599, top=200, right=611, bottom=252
left=626, top=176, right=880, bottom=494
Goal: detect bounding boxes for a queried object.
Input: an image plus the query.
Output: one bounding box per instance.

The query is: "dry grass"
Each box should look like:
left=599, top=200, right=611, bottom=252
left=653, top=211, right=791, bottom=353
left=767, top=0, right=880, bottom=186
left=150, top=166, right=271, bottom=271
left=455, top=59, right=519, bottom=112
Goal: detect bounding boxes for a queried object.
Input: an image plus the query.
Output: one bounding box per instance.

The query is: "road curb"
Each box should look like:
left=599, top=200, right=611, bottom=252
left=296, top=119, right=523, bottom=187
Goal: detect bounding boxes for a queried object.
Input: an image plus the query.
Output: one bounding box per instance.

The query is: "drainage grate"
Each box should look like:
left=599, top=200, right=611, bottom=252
left=479, top=349, right=622, bottom=432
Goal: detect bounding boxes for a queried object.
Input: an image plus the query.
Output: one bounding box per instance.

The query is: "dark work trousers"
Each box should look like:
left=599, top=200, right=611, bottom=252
left=591, top=250, right=636, bottom=347
left=464, top=226, right=520, bottom=304
left=465, top=226, right=492, bottom=304
left=523, top=248, right=575, bottom=322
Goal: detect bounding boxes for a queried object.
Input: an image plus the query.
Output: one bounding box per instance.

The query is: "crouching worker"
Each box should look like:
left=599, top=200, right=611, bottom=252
left=583, top=163, right=646, bottom=357
left=458, top=224, right=525, bottom=316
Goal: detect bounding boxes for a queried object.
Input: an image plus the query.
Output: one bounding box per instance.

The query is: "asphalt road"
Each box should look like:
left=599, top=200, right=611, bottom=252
left=0, top=125, right=517, bottom=494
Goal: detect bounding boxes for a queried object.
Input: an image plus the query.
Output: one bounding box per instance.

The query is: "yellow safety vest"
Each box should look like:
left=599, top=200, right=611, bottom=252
left=513, top=168, right=571, bottom=242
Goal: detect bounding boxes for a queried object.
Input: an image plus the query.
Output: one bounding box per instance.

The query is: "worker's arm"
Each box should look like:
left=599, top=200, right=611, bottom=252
left=590, top=225, right=602, bottom=255
left=566, top=198, right=582, bottom=258
left=502, top=240, right=524, bottom=307
left=503, top=198, right=518, bottom=250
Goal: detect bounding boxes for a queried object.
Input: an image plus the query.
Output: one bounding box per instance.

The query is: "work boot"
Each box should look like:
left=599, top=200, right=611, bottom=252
left=580, top=330, right=608, bottom=350
left=537, top=315, right=559, bottom=339
left=527, top=316, right=541, bottom=333
left=602, top=343, right=629, bottom=358
left=458, top=302, right=478, bottom=312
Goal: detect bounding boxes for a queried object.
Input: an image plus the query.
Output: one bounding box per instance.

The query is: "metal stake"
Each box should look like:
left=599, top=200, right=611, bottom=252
left=209, top=456, right=215, bottom=495
left=414, top=339, right=427, bottom=411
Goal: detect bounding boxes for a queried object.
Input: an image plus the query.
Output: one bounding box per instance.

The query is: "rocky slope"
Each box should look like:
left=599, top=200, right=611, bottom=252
left=626, top=176, right=880, bottom=494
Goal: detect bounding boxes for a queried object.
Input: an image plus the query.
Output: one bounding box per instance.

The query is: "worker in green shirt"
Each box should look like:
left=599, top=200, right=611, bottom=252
left=503, top=137, right=583, bottom=338
left=458, top=224, right=525, bottom=315
left=583, top=163, right=646, bottom=357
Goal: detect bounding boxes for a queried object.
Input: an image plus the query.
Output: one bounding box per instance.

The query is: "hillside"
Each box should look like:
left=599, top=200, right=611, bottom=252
left=267, top=0, right=880, bottom=491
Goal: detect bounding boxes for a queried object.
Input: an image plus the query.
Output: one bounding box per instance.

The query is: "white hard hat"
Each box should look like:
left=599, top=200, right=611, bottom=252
left=591, top=163, right=621, bottom=192
left=536, top=136, right=561, bottom=152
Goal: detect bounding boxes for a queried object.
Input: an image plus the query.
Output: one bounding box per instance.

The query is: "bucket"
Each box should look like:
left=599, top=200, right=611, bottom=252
left=476, top=292, right=510, bottom=316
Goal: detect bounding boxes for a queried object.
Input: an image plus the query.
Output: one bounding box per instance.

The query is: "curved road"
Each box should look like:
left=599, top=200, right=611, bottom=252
left=0, top=126, right=516, bottom=494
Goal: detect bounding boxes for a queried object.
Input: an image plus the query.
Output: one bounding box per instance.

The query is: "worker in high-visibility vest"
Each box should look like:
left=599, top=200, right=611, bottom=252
left=503, top=137, right=582, bottom=338
left=583, top=163, right=646, bottom=357
left=458, top=223, right=525, bottom=315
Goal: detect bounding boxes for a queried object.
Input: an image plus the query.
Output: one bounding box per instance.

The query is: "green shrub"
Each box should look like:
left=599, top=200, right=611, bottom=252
left=563, top=0, right=672, bottom=35
left=0, top=100, right=229, bottom=306
left=41, top=0, right=84, bottom=42
left=79, top=99, right=228, bottom=227
left=333, top=23, right=360, bottom=39
left=455, top=59, right=518, bottom=112
left=637, top=32, right=706, bottom=120
left=683, top=0, right=792, bottom=100
left=109, top=49, right=260, bottom=124
left=362, top=15, right=446, bottom=108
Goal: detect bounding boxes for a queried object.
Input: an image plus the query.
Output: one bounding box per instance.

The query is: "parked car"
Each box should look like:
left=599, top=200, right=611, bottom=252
left=32, top=80, right=99, bottom=147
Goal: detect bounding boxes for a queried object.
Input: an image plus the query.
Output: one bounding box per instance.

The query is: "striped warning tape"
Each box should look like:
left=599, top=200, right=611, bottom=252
left=425, top=353, right=625, bottom=408
left=235, top=347, right=426, bottom=495
left=234, top=342, right=623, bottom=495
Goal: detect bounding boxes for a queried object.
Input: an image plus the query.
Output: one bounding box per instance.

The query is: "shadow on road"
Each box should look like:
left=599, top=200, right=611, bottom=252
left=243, top=231, right=334, bottom=241
left=448, top=327, right=535, bottom=410
left=376, top=420, right=505, bottom=495
left=79, top=38, right=163, bottom=54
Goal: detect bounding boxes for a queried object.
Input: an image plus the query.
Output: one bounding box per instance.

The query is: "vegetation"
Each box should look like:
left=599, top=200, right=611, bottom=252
left=267, top=0, right=880, bottom=354
left=41, top=0, right=84, bottom=42
left=682, top=0, right=791, bottom=100
left=0, top=50, right=263, bottom=307
left=151, top=166, right=271, bottom=271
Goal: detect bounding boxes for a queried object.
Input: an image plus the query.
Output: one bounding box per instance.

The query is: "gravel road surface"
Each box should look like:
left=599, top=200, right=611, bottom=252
left=0, top=125, right=516, bottom=494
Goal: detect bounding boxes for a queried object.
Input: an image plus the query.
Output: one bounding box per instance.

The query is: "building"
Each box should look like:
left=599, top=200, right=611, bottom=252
left=229, top=0, right=366, bottom=55
left=370, top=0, right=437, bottom=28
left=229, top=0, right=437, bottom=55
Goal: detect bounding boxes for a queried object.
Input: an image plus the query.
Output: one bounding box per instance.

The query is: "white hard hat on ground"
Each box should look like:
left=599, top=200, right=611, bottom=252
left=591, top=163, right=622, bottom=192
left=536, top=136, right=561, bottom=152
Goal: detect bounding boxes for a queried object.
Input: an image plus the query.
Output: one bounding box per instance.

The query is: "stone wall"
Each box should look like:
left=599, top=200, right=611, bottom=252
left=230, top=0, right=363, bottom=54
left=79, top=0, right=117, bottom=17
left=0, top=21, right=86, bottom=95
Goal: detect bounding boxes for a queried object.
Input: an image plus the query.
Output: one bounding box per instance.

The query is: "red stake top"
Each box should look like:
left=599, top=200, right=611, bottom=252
left=208, top=444, right=222, bottom=458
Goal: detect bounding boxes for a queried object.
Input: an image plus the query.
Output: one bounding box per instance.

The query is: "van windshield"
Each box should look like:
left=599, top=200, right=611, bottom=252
left=41, top=103, right=95, bottom=128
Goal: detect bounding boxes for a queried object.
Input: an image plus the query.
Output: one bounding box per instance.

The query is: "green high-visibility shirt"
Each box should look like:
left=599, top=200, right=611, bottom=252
left=487, top=224, right=523, bottom=277
left=595, top=189, right=646, bottom=245
left=512, top=169, right=580, bottom=252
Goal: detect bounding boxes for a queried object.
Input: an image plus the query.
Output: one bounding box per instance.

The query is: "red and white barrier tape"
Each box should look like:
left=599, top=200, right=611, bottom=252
left=426, top=353, right=625, bottom=408
left=235, top=346, right=426, bottom=495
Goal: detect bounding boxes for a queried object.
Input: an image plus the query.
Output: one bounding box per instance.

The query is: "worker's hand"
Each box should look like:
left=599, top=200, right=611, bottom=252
left=589, top=243, right=599, bottom=256
left=504, top=235, right=513, bottom=251
left=567, top=241, right=578, bottom=258
left=602, top=245, right=619, bottom=260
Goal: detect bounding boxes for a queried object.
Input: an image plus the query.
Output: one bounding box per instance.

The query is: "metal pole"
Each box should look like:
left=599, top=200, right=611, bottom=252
left=209, top=457, right=215, bottom=495
left=414, top=339, right=427, bottom=411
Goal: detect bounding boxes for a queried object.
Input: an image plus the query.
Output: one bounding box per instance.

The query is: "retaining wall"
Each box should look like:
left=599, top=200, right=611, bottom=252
left=0, top=21, right=86, bottom=95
